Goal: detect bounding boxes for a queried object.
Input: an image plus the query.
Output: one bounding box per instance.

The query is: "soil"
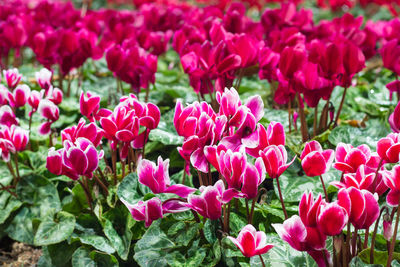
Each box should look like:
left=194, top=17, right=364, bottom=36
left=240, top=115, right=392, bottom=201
left=0, top=237, right=41, bottom=267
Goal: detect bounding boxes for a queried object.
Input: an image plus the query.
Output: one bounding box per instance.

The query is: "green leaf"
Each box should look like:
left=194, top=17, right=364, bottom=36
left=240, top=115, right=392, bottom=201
left=71, top=247, right=96, bottom=267
left=358, top=248, right=400, bottom=265
left=72, top=233, right=115, bottom=254
left=17, top=173, right=61, bottom=217
left=45, top=241, right=80, bottom=267
left=103, top=218, right=131, bottom=260
left=0, top=191, right=22, bottom=224
left=148, top=128, right=183, bottom=145
left=349, top=256, right=381, bottom=266
left=134, top=220, right=175, bottom=267
left=34, top=211, right=76, bottom=246
left=117, top=172, right=141, bottom=204
left=89, top=250, right=119, bottom=267
left=5, top=207, right=35, bottom=244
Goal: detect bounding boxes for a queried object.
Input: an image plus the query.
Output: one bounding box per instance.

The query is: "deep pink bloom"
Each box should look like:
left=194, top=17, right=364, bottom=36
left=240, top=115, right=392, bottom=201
left=386, top=80, right=400, bottom=101
left=28, top=90, right=43, bottom=114
left=383, top=219, right=393, bottom=241
left=38, top=100, right=60, bottom=135
left=3, top=69, right=22, bottom=89
left=381, top=39, right=400, bottom=76
left=121, top=198, right=163, bottom=228
left=382, top=165, right=400, bottom=207
left=333, top=143, right=371, bottom=173
left=186, top=180, right=238, bottom=220
left=279, top=45, right=306, bottom=79
left=337, top=188, right=379, bottom=229
left=317, top=202, right=348, bottom=236
left=227, top=224, right=274, bottom=257
left=47, top=87, right=63, bottom=105
left=174, top=100, right=226, bottom=172
left=299, top=191, right=324, bottom=228
left=46, top=138, right=104, bottom=180
left=300, top=141, right=334, bottom=177
left=246, top=122, right=285, bottom=158
left=80, top=91, right=100, bottom=122
left=137, top=156, right=195, bottom=198
left=0, top=106, right=18, bottom=127
left=389, top=100, right=400, bottom=132
left=273, top=215, right=327, bottom=251
left=0, top=137, right=15, bottom=162
left=61, top=118, right=103, bottom=147
left=7, top=85, right=30, bottom=108
left=259, top=145, right=295, bottom=179
left=377, top=133, right=400, bottom=163
left=0, top=125, right=29, bottom=152
left=35, top=68, right=52, bottom=91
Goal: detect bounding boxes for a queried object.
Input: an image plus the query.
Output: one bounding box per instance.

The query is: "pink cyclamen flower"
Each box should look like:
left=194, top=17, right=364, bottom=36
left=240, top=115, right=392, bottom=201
left=80, top=91, right=100, bottom=122
left=47, top=87, right=63, bottom=105
left=121, top=197, right=163, bottom=228
left=337, top=187, right=379, bottom=229
left=227, top=224, right=274, bottom=257
left=46, top=138, right=104, bottom=180
left=389, top=101, right=400, bottom=132
left=7, top=84, right=30, bottom=108
left=377, top=133, right=400, bottom=163
left=61, top=118, right=103, bottom=147
left=35, top=68, right=52, bottom=91
left=246, top=122, right=285, bottom=158
left=121, top=197, right=188, bottom=228
left=333, top=143, right=371, bottom=173
left=137, top=156, right=196, bottom=198
left=0, top=106, right=18, bottom=127
left=0, top=138, right=15, bottom=162
left=259, top=145, right=295, bottom=179
left=38, top=99, right=60, bottom=135
left=3, top=68, right=22, bottom=89
left=186, top=180, right=238, bottom=220
left=382, top=165, right=400, bottom=207
left=383, top=218, right=393, bottom=241
left=300, top=141, right=334, bottom=177
left=0, top=125, right=29, bottom=152
left=28, top=90, right=43, bottom=114
left=317, top=202, right=348, bottom=236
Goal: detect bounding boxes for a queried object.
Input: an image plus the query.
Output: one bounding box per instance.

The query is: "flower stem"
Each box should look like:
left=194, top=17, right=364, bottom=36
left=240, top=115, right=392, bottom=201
left=387, top=198, right=400, bottom=267
left=288, top=99, right=292, bottom=133
left=370, top=208, right=384, bottom=263
left=0, top=182, right=17, bottom=198
left=372, top=159, right=383, bottom=193
left=334, top=87, right=348, bottom=127
left=313, top=105, right=318, bottom=137
left=78, top=178, right=93, bottom=212
left=320, top=175, right=329, bottom=202
left=297, top=92, right=308, bottom=142
left=259, top=254, right=266, bottom=267
left=275, top=177, right=288, bottom=219
left=13, top=154, right=20, bottom=185
left=94, top=174, right=109, bottom=197
left=351, top=228, right=358, bottom=257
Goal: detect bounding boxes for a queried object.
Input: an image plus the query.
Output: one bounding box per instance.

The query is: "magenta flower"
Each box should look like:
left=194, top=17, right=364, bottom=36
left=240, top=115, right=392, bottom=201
left=259, top=145, right=295, bottom=179
left=3, top=68, right=22, bottom=89
left=46, top=138, right=104, bottom=180
left=46, top=87, right=63, bottom=105
left=337, top=188, right=379, bottom=229
left=0, top=138, right=15, bottom=162
left=35, top=68, right=52, bottom=91
left=0, top=125, right=29, bottom=152
left=80, top=91, right=100, bottom=122
left=377, top=133, right=400, bottom=163
left=137, top=156, right=195, bottom=198
left=121, top=198, right=163, bottom=228
left=246, top=122, right=285, bottom=158
left=28, top=90, right=43, bottom=115
left=389, top=100, right=400, bottom=132
left=61, top=118, right=103, bottom=147
left=382, top=165, right=400, bottom=207
left=186, top=180, right=238, bottom=220
left=38, top=99, right=60, bottom=135
left=300, top=141, right=334, bottom=177
left=273, top=215, right=326, bottom=251
left=121, top=197, right=188, bottom=228
left=7, top=85, right=30, bottom=108
left=317, top=202, right=348, bottom=236
left=227, top=224, right=274, bottom=257
left=333, top=143, right=371, bottom=173
left=241, top=161, right=266, bottom=199
left=299, top=191, right=324, bottom=227
left=0, top=106, right=18, bottom=127
left=174, top=100, right=226, bottom=172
